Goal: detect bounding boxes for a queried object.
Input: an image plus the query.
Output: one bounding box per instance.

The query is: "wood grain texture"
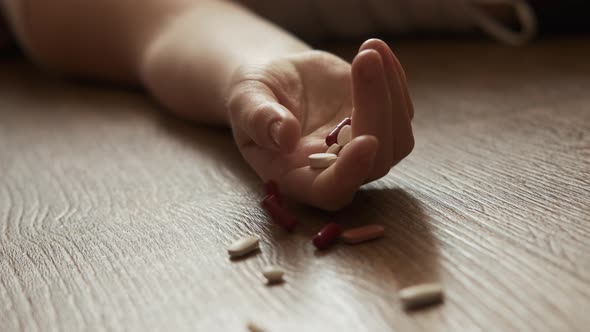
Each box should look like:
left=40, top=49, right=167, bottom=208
left=1, top=38, right=589, bottom=332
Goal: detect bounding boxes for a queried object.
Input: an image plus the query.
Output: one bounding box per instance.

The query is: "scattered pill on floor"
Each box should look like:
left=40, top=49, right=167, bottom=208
left=247, top=321, right=265, bottom=332
left=261, top=194, right=297, bottom=231
left=326, top=143, right=341, bottom=155
left=325, top=117, right=351, bottom=146
left=227, top=235, right=260, bottom=258
left=309, top=153, right=338, bottom=169
left=399, top=283, right=444, bottom=310
left=262, top=265, right=284, bottom=284
left=312, top=222, right=342, bottom=250
left=341, top=224, right=385, bottom=244
left=337, top=124, right=352, bottom=146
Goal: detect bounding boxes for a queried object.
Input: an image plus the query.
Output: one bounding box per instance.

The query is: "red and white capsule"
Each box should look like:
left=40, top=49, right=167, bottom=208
left=325, top=117, right=351, bottom=147
left=312, top=222, right=342, bottom=250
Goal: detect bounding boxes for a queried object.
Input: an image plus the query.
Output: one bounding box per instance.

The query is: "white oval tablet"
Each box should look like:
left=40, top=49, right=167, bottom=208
left=309, top=153, right=338, bottom=169
left=262, top=265, right=284, bottom=283
left=399, top=283, right=443, bottom=309
left=337, top=125, right=352, bottom=146
left=227, top=235, right=260, bottom=258
left=326, top=143, right=342, bottom=155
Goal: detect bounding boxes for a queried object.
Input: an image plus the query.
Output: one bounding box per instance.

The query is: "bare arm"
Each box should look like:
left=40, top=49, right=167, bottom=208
left=3, top=0, right=414, bottom=210
left=3, top=0, right=309, bottom=124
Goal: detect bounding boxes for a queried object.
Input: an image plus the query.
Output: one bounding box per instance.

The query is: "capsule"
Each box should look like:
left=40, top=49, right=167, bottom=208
left=312, top=222, right=342, bottom=250
left=341, top=224, right=385, bottom=244
left=325, top=117, right=351, bottom=146
left=399, top=283, right=444, bottom=310
left=264, top=180, right=281, bottom=205
left=227, top=235, right=260, bottom=258
left=261, top=194, right=297, bottom=231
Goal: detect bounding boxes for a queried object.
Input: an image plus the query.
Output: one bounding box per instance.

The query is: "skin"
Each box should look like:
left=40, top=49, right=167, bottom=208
left=3, top=0, right=414, bottom=210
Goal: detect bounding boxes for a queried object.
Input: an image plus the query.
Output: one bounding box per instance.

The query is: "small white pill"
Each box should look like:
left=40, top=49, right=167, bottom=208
left=227, top=235, right=260, bottom=258
left=247, top=321, right=265, bottom=332
left=326, top=143, right=342, bottom=155
left=262, top=265, right=284, bottom=283
left=399, top=283, right=444, bottom=309
left=309, top=153, right=338, bottom=169
left=337, top=124, right=352, bottom=146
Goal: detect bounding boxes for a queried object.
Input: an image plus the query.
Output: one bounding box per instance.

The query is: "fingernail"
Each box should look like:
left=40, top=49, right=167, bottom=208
left=270, top=121, right=281, bottom=148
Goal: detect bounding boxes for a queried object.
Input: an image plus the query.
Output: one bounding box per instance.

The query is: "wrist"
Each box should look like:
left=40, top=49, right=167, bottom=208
left=140, top=1, right=311, bottom=125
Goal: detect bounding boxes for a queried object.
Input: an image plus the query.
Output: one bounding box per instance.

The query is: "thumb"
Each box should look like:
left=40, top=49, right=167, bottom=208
left=227, top=79, right=300, bottom=152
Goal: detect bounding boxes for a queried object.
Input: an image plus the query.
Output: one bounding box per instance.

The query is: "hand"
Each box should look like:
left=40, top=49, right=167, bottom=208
left=227, top=39, right=414, bottom=210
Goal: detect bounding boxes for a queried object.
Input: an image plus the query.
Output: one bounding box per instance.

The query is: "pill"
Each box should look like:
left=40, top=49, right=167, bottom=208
left=312, top=222, right=342, bottom=250
left=227, top=235, right=260, bottom=258
left=261, top=194, right=297, bottom=231
left=326, top=143, right=342, bottom=155
left=247, top=322, right=265, bottom=332
left=309, top=153, right=338, bottom=169
left=325, top=117, right=352, bottom=146
left=399, top=283, right=444, bottom=309
left=337, top=124, right=352, bottom=146
left=264, top=179, right=281, bottom=205
left=262, top=265, right=284, bottom=283
left=341, top=224, right=385, bottom=244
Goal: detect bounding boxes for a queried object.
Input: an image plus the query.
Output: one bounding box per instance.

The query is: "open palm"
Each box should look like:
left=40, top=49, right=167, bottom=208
left=227, top=39, right=414, bottom=210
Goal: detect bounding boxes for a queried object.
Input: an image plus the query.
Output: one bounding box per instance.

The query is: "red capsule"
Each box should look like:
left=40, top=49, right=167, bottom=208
left=264, top=180, right=281, bottom=205
left=261, top=194, right=297, bottom=231
left=325, top=117, right=351, bottom=146
left=312, top=222, right=342, bottom=250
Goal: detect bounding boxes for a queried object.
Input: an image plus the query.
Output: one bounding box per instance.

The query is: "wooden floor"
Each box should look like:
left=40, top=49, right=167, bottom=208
left=1, top=38, right=589, bottom=332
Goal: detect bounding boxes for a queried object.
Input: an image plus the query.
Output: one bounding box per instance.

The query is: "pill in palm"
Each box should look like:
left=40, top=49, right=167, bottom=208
left=312, top=222, right=342, bottom=250
left=262, top=265, right=284, bottom=283
left=325, top=117, right=351, bottom=146
left=261, top=194, right=297, bottom=231
left=341, top=224, right=385, bottom=244
left=227, top=235, right=260, bottom=258
left=309, top=153, right=338, bottom=169
left=337, top=124, right=352, bottom=146
left=399, top=283, right=444, bottom=309
left=326, top=143, right=341, bottom=155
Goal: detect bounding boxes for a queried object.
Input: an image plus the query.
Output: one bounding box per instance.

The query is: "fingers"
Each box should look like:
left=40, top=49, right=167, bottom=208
left=358, top=39, right=415, bottom=164
left=359, top=38, right=415, bottom=120
left=227, top=79, right=300, bottom=153
left=280, top=135, right=378, bottom=210
left=351, top=49, right=393, bottom=177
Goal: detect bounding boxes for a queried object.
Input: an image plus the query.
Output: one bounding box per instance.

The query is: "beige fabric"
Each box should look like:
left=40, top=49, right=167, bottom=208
left=237, top=0, right=478, bottom=38
left=237, top=0, right=537, bottom=43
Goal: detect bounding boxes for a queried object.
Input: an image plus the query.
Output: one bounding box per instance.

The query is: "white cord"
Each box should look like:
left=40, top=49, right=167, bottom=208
left=467, top=0, right=538, bottom=45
